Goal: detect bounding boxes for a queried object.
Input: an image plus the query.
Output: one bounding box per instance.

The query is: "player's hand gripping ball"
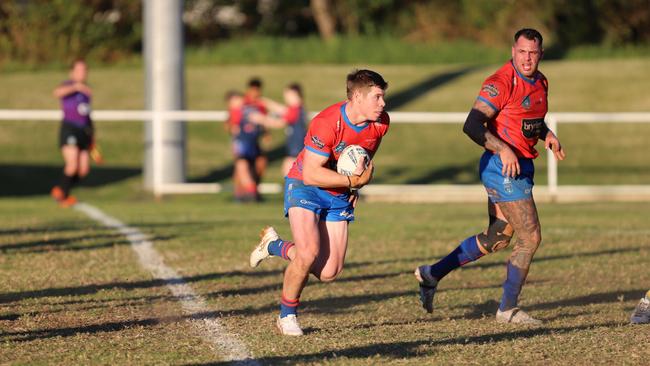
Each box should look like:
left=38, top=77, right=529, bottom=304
left=337, top=144, right=369, bottom=176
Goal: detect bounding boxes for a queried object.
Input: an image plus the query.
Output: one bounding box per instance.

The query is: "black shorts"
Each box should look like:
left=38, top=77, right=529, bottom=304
left=59, top=121, right=93, bottom=150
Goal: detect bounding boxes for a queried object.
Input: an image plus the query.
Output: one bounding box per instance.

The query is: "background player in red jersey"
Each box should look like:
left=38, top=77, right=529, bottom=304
left=248, top=70, right=389, bottom=335
left=244, top=77, right=269, bottom=187
left=251, top=82, right=308, bottom=176
left=415, top=29, right=565, bottom=325
left=225, top=90, right=263, bottom=202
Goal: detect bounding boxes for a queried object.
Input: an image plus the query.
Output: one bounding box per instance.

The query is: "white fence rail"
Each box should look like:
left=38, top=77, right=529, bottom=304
left=2, top=109, right=650, bottom=201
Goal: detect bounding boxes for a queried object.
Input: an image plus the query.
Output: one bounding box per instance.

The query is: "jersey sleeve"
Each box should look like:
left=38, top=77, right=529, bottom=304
left=303, top=117, right=336, bottom=157
left=477, top=75, right=510, bottom=112
left=228, top=107, right=242, bottom=126
left=283, top=105, right=301, bottom=125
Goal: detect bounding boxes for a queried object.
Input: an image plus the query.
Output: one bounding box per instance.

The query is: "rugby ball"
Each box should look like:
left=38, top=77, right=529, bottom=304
left=337, top=144, right=369, bottom=176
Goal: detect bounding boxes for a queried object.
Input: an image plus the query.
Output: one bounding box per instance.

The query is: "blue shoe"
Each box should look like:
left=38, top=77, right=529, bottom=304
left=415, top=265, right=438, bottom=313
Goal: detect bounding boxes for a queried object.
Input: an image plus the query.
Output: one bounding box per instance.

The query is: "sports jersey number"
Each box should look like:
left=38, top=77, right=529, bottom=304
left=521, top=118, right=545, bottom=139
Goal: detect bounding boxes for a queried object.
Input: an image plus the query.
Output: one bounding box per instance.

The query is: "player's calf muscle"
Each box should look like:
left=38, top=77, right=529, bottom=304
left=510, top=240, right=539, bottom=269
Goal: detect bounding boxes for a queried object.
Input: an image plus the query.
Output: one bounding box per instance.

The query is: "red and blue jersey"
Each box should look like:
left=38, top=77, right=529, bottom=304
left=244, top=95, right=267, bottom=115
left=284, top=104, right=307, bottom=157
left=287, top=101, right=390, bottom=195
left=477, top=61, right=548, bottom=159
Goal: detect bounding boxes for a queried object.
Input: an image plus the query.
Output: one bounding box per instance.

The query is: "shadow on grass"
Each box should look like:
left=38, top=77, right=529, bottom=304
left=460, top=246, right=645, bottom=272
left=385, top=66, right=478, bottom=111
left=0, top=163, right=140, bottom=197
left=0, top=269, right=281, bottom=304
left=406, top=160, right=478, bottom=185
left=0, top=225, right=90, bottom=236
left=189, top=144, right=286, bottom=183
left=182, top=321, right=619, bottom=366
left=529, top=289, right=647, bottom=311
left=0, top=256, right=424, bottom=305
left=1, top=232, right=131, bottom=252
left=371, top=160, right=479, bottom=185
left=1, top=316, right=171, bottom=343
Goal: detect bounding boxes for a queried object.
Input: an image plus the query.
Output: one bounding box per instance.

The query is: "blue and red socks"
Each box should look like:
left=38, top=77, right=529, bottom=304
left=280, top=295, right=299, bottom=318
left=268, top=239, right=295, bottom=260
left=428, top=236, right=485, bottom=280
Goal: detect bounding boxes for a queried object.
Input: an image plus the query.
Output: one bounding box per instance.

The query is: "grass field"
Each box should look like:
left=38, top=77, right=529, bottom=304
left=2, top=193, right=650, bottom=364
left=1, top=59, right=650, bottom=364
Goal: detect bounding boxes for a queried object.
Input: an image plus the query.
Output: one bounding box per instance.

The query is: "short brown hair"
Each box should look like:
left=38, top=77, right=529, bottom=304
left=346, top=69, right=388, bottom=100
left=514, top=28, right=543, bottom=47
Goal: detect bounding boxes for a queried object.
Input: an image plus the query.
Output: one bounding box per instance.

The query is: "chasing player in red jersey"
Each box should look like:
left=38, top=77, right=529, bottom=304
left=248, top=70, right=389, bottom=335
left=415, top=28, right=566, bottom=325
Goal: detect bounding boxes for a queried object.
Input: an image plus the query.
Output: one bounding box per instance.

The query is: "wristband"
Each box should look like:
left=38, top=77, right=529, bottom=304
left=347, top=175, right=352, bottom=188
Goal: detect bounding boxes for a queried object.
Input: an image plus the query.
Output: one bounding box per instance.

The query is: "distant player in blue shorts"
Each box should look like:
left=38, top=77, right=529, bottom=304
left=226, top=90, right=263, bottom=202
left=415, top=28, right=566, bottom=324
left=248, top=70, right=390, bottom=336
left=244, top=77, right=269, bottom=186
left=50, top=59, right=94, bottom=207
left=252, top=82, right=307, bottom=176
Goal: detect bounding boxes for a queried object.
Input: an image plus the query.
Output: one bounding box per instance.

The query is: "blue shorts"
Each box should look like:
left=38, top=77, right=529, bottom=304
left=232, top=138, right=260, bottom=161
left=283, top=178, right=354, bottom=222
left=479, top=151, right=535, bottom=203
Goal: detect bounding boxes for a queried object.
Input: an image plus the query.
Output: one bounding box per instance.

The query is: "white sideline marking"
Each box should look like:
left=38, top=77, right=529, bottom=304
left=75, top=202, right=259, bottom=365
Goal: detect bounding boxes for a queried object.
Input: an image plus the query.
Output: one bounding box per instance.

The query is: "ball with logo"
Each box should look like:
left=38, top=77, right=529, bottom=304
left=337, top=144, right=369, bottom=176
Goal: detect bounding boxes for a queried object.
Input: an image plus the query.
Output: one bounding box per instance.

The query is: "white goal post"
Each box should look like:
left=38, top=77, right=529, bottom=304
left=2, top=109, right=650, bottom=202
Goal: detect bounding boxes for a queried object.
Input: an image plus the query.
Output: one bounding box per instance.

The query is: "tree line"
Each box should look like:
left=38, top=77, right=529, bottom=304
left=1, top=0, right=648, bottom=65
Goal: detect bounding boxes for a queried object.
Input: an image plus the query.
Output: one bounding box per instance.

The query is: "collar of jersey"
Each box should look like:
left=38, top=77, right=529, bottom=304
left=340, top=102, right=369, bottom=133
left=510, top=60, right=538, bottom=86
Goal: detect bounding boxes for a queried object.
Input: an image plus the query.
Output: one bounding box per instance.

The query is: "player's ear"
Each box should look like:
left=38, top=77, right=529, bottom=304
left=351, top=89, right=361, bottom=104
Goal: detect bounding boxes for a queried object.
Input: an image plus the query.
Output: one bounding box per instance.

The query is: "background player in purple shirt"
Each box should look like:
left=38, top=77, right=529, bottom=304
left=50, top=59, right=94, bottom=207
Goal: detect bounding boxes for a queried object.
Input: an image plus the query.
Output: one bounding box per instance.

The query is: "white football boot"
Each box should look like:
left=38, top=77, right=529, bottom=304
left=276, top=315, right=303, bottom=336
left=249, top=226, right=279, bottom=268
left=630, top=296, right=650, bottom=325
left=496, top=307, right=542, bottom=325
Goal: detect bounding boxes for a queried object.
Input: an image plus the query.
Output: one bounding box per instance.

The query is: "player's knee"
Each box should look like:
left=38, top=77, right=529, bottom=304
left=530, top=230, right=541, bottom=247
left=317, top=267, right=342, bottom=283
left=295, top=248, right=319, bottom=270
left=64, top=164, right=78, bottom=176
left=477, top=218, right=514, bottom=253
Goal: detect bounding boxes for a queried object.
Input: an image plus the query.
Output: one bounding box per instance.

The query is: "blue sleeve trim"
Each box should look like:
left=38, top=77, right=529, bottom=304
left=306, top=146, right=330, bottom=157
left=477, top=96, right=499, bottom=112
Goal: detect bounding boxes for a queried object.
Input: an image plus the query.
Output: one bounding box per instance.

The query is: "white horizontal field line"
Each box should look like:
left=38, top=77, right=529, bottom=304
left=1, top=109, right=650, bottom=123
left=74, top=202, right=259, bottom=365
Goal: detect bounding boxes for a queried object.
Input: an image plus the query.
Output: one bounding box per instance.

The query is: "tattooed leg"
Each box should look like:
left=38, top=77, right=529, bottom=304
left=496, top=197, right=542, bottom=311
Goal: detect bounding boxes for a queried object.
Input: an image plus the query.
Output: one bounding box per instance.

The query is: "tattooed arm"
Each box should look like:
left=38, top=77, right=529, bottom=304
left=463, top=100, right=520, bottom=177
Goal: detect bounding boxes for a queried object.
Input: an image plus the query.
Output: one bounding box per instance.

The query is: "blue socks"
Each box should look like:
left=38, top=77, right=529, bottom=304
left=429, top=236, right=485, bottom=280
left=499, top=261, right=526, bottom=311
left=272, top=239, right=299, bottom=318
left=267, top=239, right=295, bottom=260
